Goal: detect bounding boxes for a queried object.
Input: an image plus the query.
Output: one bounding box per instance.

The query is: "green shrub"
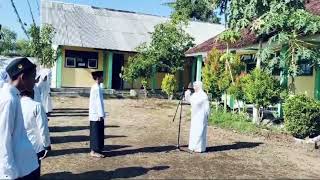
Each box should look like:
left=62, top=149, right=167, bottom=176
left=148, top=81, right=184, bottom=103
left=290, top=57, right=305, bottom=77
left=284, top=94, right=320, bottom=139
left=161, top=74, right=177, bottom=99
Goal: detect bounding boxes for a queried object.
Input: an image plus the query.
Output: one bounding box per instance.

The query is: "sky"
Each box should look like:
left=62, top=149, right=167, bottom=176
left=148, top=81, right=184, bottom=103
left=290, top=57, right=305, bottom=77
left=0, top=0, right=173, bottom=39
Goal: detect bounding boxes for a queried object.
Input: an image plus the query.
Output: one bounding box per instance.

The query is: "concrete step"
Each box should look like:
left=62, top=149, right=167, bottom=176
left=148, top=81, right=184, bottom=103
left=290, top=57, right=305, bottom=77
left=50, top=88, right=169, bottom=99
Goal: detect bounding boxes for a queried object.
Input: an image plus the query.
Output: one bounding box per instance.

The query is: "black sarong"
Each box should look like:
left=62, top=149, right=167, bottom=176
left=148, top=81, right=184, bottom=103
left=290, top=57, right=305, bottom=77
left=90, top=120, right=104, bottom=153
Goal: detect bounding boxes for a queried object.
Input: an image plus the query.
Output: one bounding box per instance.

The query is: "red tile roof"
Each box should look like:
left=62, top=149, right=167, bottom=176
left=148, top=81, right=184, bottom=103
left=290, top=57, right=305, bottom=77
left=186, top=0, right=320, bottom=55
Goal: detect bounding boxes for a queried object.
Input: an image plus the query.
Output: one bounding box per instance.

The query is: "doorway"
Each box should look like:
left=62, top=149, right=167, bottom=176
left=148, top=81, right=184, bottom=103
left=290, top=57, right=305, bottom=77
left=112, top=53, right=124, bottom=90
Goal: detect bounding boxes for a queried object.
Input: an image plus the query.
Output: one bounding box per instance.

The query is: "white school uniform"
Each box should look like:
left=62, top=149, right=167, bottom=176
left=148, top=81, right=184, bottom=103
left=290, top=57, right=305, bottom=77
left=38, top=71, right=53, bottom=113
left=21, top=97, right=51, bottom=153
left=89, top=83, right=105, bottom=121
left=0, top=70, right=9, bottom=89
left=33, top=85, right=41, bottom=103
left=0, top=85, right=39, bottom=179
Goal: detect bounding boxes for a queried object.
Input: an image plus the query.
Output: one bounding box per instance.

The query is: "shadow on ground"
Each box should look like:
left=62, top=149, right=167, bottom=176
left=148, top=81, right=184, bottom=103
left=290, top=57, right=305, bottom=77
left=41, top=166, right=170, bottom=179
left=206, top=142, right=263, bottom=152
left=106, top=145, right=177, bottom=157
left=49, top=125, right=120, bottom=132
left=51, top=135, right=127, bottom=144
left=179, top=142, right=262, bottom=153
left=48, top=145, right=131, bottom=157
left=49, top=108, right=89, bottom=117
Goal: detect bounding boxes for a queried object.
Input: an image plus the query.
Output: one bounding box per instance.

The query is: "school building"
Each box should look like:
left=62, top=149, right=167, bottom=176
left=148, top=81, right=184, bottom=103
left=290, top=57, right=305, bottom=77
left=41, top=0, right=225, bottom=90
left=185, top=0, right=320, bottom=100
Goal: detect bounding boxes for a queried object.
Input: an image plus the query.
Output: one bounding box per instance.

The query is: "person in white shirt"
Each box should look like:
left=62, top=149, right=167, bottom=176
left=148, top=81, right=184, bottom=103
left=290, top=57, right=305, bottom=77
left=20, top=89, right=51, bottom=174
left=89, top=71, right=106, bottom=158
left=38, top=70, right=53, bottom=115
left=185, top=81, right=210, bottom=153
left=0, top=70, right=9, bottom=88
left=0, top=57, right=39, bottom=179
left=33, top=75, right=41, bottom=103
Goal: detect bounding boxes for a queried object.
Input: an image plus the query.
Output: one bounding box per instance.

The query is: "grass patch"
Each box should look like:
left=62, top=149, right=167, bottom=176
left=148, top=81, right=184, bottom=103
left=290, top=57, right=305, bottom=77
left=209, top=110, right=284, bottom=134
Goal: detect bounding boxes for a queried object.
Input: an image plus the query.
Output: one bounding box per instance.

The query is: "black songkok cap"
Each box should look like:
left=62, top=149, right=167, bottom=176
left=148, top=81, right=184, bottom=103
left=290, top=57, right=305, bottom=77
left=6, top=57, right=36, bottom=79
left=91, top=71, right=103, bottom=79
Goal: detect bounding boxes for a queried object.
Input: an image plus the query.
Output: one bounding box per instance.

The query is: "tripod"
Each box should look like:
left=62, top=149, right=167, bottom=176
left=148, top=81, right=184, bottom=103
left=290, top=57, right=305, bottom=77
left=172, top=91, right=185, bottom=150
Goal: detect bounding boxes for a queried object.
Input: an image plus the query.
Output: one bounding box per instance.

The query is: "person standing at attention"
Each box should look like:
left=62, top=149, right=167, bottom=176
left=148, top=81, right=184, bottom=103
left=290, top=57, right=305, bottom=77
left=20, top=89, right=51, bottom=174
left=33, top=75, right=41, bottom=103
left=0, top=57, right=39, bottom=179
left=185, top=81, right=210, bottom=153
left=89, top=71, right=106, bottom=158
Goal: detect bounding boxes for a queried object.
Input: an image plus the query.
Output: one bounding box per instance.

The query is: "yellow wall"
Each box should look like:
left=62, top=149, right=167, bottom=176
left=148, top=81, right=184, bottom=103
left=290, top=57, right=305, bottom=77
left=289, top=69, right=315, bottom=98
left=60, top=47, right=191, bottom=90
left=61, top=46, right=104, bottom=87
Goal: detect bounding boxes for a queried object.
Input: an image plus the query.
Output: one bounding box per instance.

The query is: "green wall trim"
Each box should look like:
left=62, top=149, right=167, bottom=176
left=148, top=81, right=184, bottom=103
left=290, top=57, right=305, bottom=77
left=191, top=59, right=196, bottom=83
left=278, top=47, right=289, bottom=118
left=56, top=46, right=63, bottom=88
left=103, top=51, right=108, bottom=88
left=107, top=52, right=113, bottom=89
left=315, top=65, right=320, bottom=100
left=196, top=55, right=203, bottom=81
left=151, top=66, right=157, bottom=90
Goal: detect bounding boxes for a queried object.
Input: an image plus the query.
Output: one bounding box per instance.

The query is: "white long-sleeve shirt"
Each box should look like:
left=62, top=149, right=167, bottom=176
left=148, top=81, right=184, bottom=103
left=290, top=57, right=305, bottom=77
left=33, top=85, right=41, bottom=103
left=21, top=97, right=51, bottom=153
left=0, top=85, right=39, bottom=179
left=89, top=83, right=105, bottom=121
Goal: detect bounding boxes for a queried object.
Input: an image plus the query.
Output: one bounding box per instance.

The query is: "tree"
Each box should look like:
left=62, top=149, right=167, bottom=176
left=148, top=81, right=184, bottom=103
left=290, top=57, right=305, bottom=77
left=150, top=22, right=194, bottom=74
left=217, top=30, right=244, bottom=112
left=124, top=15, right=194, bottom=98
left=0, top=27, right=17, bottom=56
left=123, top=44, right=154, bottom=98
left=29, top=24, right=56, bottom=67
left=202, top=49, right=224, bottom=110
left=254, top=1, right=320, bottom=93
left=165, top=0, right=221, bottom=23
left=16, top=39, right=32, bottom=57
left=161, top=74, right=177, bottom=100
left=242, top=69, right=283, bottom=123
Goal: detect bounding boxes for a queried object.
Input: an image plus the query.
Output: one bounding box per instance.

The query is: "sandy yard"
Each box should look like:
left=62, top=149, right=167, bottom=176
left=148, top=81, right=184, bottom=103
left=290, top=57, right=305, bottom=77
left=41, top=97, right=320, bottom=179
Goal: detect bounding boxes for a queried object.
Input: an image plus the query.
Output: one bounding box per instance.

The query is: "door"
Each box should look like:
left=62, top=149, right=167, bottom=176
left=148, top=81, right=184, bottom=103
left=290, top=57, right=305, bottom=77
left=112, top=54, right=124, bottom=90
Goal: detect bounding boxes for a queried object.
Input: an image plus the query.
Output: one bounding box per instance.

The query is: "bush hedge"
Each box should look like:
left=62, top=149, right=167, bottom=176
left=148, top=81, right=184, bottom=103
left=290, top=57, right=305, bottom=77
left=284, top=94, right=320, bottom=139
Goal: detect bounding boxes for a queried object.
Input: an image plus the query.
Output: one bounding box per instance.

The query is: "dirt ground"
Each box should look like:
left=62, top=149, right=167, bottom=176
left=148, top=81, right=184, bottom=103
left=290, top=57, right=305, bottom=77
left=41, top=97, right=320, bottom=179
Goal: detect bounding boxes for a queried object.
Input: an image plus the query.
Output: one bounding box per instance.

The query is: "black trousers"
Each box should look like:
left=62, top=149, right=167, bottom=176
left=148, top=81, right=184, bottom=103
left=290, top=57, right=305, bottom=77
left=17, top=167, right=40, bottom=180
left=90, top=120, right=104, bottom=153
left=37, top=150, right=45, bottom=173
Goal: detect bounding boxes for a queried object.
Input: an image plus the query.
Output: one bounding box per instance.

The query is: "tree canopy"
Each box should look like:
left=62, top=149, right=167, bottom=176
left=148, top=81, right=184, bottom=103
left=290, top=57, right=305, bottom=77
left=0, top=27, right=17, bottom=56
left=124, top=19, right=194, bottom=85
left=166, top=0, right=221, bottom=23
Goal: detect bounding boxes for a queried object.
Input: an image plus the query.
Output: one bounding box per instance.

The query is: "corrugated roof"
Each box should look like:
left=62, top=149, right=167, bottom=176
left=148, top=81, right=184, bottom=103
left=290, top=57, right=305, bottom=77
left=186, top=0, right=320, bottom=55
left=41, top=0, right=225, bottom=52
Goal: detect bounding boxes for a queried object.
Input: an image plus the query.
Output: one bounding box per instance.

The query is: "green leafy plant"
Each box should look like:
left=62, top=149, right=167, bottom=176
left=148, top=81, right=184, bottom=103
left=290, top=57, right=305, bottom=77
left=123, top=46, right=154, bottom=98
left=202, top=49, right=224, bottom=109
left=161, top=74, right=177, bottom=100
left=284, top=94, right=320, bottom=139
left=165, top=0, right=221, bottom=23
left=0, top=26, right=17, bottom=56
left=242, top=69, right=283, bottom=123
left=29, top=24, right=56, bottom=67
left=16, top=39, right=32, bottom=57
